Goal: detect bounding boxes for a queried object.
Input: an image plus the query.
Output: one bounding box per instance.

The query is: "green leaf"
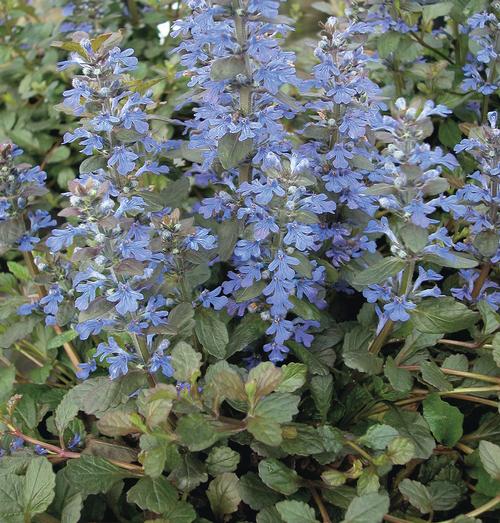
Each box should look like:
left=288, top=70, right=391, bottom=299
left=478, top=300, right=500, bottom=335
left=478, top=440, right=500, bottom=480
left=195, top=308, right=228, bottom=359
left=171, top=342, right=202, bottom=382
left=139, top=435, right=169, bottom=479
left=423, top=2, right=453, bottom=23
left=473, top=231, right=499, bottom=259
left=278, top=363, right=307, bottom=393
left=176, top=413, right=220, bottom=451
left=424, top=253, right=478, bottom=269
left=343, top=326, right=382, bottom=375
left=276, top=500, right=319, bottom=523
left=358, top=424, right=398, bottom=450
left=322, top=469, right=347, bottom=487
left=137, top=384, right=176, bottom=429
left=55, top=373, right=145, bottom=432
left=127, top=476, right=178, bottom=513
left=23, top=457, right=56, bottom=517
left=384, top=357, right=413, bottom=393
left=439, top=120, right=462, bottom=148
left=0, top=317, right=39, bottom=348
left=377, top=32, right=401, bottom=59
left=248, top=362, right=283, bottom=400
left=234, top=280, right=267, bottom=303
left=47, top=329, right=78, bottom=350
left=384, top=409, right=435, bottom=459
left=411, top=297, right=479, bottom=334
left=399, top=479, right=433, bottom=514
left=423, top=393, right=464, bottom=446
left=342, top=492, right=389, bottom=523
left=217, top=133, right=253, bottom=170
left=0, top=365, right=15, bottom=403
left=311, top=374, right=333, bottom=421
left=226, top=314, right=267, bottom=357
left=206, top=446, right=240, bottom=476
left=254, top=393, right=300, bottom=424
left=238, top=472, right=280, bottom=510
left=400, top=224, right=429, bottom=254
left=79, top=155, right=106, bottom=174
left=63, top=456, right=131, bottom=496
left=352, top=257, right=406, bottom=286
left=207, top=473, right=241, bottom=518
left=210, top=56, right=246, bottom=80
left=7, top=261, right=30, bottom=281
left=247, top=416, right=283, bottom=447
left=420, top=361, right=452, bottom=391
left=387, top=437, right=416, bottom=465
left=258, top=459, right=300, bottom=496
left=356, top=470, right=379, bottom=495
left=0, top=475, right=24, bottom=522
left=159, top=500, right=197, bottom=523
left=218, top=220, right=239, bottom=262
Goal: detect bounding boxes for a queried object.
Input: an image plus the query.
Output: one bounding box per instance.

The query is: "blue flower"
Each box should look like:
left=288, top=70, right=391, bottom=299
left=263, top=341, right=289, bottom=363
left=107, top=283, right=144, bottom=315
left=76, top=359, right=97, bottom=380
left=76, top=319, right=115, bottom=340
left=40, top=285, right=63, bottom=325
left=383, top=297, right=416, bottom=322
left=46, top=225, right=85, bottom=252
left=199, top=287, right=228, bottom=311
left=284, top=222, right=316, bottom=251
left=149, top=351, right=174, bottom=378
left=183, top=228, right=217, bottom=251
left=108, top=146, right=139, bottom=175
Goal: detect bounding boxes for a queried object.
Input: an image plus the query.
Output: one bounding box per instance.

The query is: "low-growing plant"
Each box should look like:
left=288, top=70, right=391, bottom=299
left=0, top=1, right=499, bottom=523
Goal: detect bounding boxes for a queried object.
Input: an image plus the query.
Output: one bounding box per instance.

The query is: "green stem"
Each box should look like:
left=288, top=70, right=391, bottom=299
left=369, top=260, right=415, bottom=355
left=409, top=32, right=454, bottom=64
left=345, top=440, right=375, bottom=463
left=131, top=333, right=156, bottom=387
left=233, top=0, right=254, bottom=186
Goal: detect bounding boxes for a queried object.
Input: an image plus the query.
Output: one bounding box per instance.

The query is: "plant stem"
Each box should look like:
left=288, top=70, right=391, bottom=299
left=9, top=428, right=143, bottom=474
left=439, top=495, right=500, bottom=523
left=455, top=442, right=474, bottom=455
left=368, top=319, right=394, bottom=355
left=130, top=333, right=156, bottom=387
left=369, top=260, right=415, bottom=355
left=400, top=365, right=500, bottom=385
left=471, top=261, right=491, bottom=300
left=233, top=0, right=254, bottom=186
left=344, top=440, right=375, bottom=463
left=438, top=339, right=481, bottom=350
left=409, top=32, right=453, bottom=64
left=310, top=488, right=332, bottom=523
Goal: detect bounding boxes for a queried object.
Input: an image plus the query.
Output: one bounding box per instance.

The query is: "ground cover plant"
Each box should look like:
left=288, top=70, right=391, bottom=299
left=0, top=0, right=499, bottom=522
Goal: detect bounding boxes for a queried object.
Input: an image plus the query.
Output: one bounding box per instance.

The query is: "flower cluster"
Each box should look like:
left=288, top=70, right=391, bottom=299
left=299, top=16, right=382, bottom=271
left=460, top=11, right=500, bottom=96
left=0, top=143, right=53, bottom=255
left=448, top=111, right=500, bottom=309
left=172, top=0, right=336, bottom=362
left=19, top=35, right=217, bottom=380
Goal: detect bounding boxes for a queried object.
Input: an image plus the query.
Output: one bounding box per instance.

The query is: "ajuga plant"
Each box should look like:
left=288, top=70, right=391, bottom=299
left=0, top=2, right=500, bottom=523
